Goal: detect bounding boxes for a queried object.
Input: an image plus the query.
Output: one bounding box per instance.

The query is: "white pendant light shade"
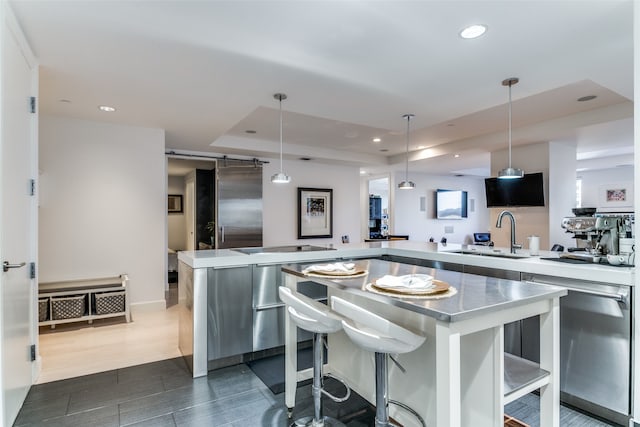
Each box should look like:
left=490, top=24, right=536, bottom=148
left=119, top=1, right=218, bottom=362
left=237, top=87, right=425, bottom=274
left=398, top=180, right=416, bottom=189
left=270, top=171, right=291, bottom=183
left=497, top=78, right=524, bottom=180
left=271, top=93, right=291, bottom=184
left=498, top=167, right=524, bottom=179
left=398, top=113, right=416, bottom=190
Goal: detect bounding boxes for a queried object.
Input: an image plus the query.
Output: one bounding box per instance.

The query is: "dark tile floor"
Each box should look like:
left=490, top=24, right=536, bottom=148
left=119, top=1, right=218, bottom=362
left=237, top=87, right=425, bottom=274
left=14, top=357, right=617, bottom=427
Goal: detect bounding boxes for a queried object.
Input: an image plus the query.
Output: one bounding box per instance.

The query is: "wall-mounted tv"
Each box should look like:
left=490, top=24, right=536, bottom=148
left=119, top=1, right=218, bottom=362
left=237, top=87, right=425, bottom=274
left=436, top=189, right=468, bottom=219
left=484, top=172, right=545, bottom=207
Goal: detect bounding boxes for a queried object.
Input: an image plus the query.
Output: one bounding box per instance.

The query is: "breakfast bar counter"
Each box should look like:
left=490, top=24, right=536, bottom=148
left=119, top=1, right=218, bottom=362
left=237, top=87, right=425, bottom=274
left=282, top=259, right=567, bottom=427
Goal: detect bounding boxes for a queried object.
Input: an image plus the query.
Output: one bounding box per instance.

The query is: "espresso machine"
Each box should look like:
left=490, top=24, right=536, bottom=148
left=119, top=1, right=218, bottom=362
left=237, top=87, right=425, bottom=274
left=561, top=212, right=627, bottom=262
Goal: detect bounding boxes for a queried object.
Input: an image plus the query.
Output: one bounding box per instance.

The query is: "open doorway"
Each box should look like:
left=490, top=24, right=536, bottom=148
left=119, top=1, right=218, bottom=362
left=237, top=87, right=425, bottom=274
left=367, top=176, right=391, bottom=239
left=167, top=157, right=217, bottom=288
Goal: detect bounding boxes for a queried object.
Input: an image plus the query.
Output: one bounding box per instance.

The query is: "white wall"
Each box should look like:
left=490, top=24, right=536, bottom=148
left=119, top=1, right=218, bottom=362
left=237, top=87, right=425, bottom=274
left=392, top=172, right=489, bottom=244
left=262, top=159, right=361, bottom=246
left=39, top=115, right=166, bottom=308
left=167, top=175, right=186, bottom=250
left=490, top=142, right=551, bottom=250
left=548, top=141, right=578, bottom=250
left=579, top=167, right=634, bottom=212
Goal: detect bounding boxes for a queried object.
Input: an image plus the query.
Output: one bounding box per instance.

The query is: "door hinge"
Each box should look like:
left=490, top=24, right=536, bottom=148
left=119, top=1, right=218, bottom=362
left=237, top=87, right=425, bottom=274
left=30, top=96, right=36, bottom=114
left=30, top=179, right=36, bottom=196
left=30, top=344, right=36, bottom=362
left=30, top=262, right=36, bottom=279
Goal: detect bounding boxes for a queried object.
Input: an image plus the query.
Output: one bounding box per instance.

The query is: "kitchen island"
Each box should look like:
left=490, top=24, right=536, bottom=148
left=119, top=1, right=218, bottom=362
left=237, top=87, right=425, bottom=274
left=177, top=241, right=635, bottom=424
left=282, top=259, right=566, bottom=427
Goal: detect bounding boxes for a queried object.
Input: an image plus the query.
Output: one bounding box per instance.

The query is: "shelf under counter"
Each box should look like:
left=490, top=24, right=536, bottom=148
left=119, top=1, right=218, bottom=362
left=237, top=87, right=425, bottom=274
left=504, top=352, right=551, bottom=404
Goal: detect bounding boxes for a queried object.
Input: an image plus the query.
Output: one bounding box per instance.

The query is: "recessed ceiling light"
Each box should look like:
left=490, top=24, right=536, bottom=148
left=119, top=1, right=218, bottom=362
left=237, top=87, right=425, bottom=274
left=372, top=138, right=381, bottom=143
left=245, top=130, right=257, bottom=134
left=59, top=99, right=71, bottom=103
left=454, top=154, right=460, bottom=158
left=577, top=95, right=597, bottom=102
left=417, top=145, right=425, bottom=149
left=360, top=170, right=367, bottom=175
left=380, top=149, right=389, bottom=152
left=98, top=105, right=116, bottom=112
left=460, top=24, right=487, bottom=39
left=447, top=123, right=455, bottom=127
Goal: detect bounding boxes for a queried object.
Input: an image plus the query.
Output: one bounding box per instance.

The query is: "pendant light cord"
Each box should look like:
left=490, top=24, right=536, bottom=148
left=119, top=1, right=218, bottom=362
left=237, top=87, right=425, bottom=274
left=508, top=81, right=513, bottom=168
left=403, top=113, right=414, bottom=180
left=405, top=115, right=410, bottom=180
left=278, top=96, right=284, bottom=174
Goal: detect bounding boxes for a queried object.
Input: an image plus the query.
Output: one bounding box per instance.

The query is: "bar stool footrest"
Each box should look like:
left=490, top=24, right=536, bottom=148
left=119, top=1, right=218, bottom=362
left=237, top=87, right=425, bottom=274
left=388, top=399, right=426, bottom=427
left=321, top=374, right=351, bottom=403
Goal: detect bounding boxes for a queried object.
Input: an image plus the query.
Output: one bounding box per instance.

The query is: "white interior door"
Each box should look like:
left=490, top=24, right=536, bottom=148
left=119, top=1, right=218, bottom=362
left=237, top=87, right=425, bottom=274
left=0, top=5, right=37, bottom=425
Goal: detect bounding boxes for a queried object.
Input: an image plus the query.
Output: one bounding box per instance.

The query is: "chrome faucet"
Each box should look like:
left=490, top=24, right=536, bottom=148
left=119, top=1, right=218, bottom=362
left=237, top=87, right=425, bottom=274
left=496, top=210, right=522, bottom=254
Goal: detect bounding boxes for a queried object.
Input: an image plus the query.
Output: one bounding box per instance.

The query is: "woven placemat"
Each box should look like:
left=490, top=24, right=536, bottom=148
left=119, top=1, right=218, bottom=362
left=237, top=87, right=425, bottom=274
left=304, top=270, right=369, bottom=279
left=365, top=282, right=457, bottom=299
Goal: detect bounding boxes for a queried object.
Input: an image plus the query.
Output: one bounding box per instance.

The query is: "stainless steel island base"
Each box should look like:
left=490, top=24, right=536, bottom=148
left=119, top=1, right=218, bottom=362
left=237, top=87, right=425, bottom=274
left=282, top=259, right=566, bottom=427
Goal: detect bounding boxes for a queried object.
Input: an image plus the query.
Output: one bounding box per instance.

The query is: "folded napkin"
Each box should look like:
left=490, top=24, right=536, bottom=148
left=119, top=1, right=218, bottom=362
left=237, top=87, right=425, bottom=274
left=303, top=262, right=356, bottom=274
left=374, top=274, right=434, bottom=290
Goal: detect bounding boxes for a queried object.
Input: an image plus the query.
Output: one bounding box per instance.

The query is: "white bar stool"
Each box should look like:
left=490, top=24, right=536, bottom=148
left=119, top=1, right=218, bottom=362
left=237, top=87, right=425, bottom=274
left=331, top=296, right=427, bottom=427
left=278, top=286, right=351, bottom=427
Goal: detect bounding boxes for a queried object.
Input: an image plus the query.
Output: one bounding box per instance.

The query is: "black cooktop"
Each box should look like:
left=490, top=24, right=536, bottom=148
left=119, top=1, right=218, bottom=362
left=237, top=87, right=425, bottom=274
left=540, top=257, right=633, bottom=267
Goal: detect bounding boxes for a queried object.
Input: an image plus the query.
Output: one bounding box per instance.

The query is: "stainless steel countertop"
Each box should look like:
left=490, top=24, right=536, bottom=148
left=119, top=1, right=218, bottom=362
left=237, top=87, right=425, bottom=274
left=179, top=241, right=634, bottom=286
left=282, top=258, right=567, bottom=323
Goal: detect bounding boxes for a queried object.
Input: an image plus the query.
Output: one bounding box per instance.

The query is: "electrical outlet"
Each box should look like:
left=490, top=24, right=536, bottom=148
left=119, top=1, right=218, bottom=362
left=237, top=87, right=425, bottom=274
left=444, top=226, right=454, bottom=234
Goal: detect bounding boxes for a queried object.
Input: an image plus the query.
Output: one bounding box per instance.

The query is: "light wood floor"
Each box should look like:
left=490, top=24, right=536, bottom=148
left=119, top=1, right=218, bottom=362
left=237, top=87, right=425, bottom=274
left=37, top=287, right=180, bottom=384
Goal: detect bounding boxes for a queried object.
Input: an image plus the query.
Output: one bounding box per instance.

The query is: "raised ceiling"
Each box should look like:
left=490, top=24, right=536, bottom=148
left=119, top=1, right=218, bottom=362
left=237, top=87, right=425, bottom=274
left=10, top=0, right=634, bottom=176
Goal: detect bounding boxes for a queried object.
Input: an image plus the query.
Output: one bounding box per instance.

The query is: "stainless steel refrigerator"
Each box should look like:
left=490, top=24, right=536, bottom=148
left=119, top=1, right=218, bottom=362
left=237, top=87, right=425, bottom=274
left=216, top=160, right=263, bottom=248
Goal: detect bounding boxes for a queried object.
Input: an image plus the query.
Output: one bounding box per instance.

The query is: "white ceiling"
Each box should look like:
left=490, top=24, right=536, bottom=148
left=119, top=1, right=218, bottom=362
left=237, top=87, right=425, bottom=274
left=10, top=0, right=634, bottom=177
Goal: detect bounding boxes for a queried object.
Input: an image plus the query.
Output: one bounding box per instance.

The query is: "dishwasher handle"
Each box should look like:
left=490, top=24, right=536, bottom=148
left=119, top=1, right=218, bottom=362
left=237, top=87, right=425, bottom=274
left=254, top=302, right=286, bottom=311
left=525, top=280, right=629, bottom=306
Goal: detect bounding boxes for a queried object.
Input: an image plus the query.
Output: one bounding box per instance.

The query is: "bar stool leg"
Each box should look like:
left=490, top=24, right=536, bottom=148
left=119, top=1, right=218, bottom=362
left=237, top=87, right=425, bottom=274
left=292, top=333, right=345, bottom=427
left=374, top=352, right=390, bottom=427
left=312, top=332, right=323, bottom=422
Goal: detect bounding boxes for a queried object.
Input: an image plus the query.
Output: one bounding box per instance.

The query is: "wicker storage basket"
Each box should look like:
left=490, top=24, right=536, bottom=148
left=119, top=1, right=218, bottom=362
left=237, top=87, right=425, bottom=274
left=51, top=294, right=86, bottom=320
left=94, top=291, right=125, bottom=315
left=38, top=297, right=49, bottom=322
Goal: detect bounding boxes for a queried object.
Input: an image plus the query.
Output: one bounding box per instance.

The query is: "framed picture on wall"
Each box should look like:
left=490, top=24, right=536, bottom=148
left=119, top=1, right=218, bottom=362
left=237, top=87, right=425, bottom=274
left=598, top=182, right=633, bottom=211
left=298, top=187, right=333, bottom=239
left=168, top=194, right=183, bottom=213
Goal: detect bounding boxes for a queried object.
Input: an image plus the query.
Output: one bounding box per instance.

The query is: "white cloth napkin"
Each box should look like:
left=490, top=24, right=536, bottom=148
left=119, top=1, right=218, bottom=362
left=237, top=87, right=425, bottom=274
left=303, top=262, right=356, bottom=274
left=374, top=274, right=434, bottom=290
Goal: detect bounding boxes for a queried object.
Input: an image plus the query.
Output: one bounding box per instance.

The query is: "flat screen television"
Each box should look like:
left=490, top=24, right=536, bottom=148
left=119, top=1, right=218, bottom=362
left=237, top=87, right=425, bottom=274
left=436, top=189, right=468, bottom=219
left=484, top=172, right=545, bottom=207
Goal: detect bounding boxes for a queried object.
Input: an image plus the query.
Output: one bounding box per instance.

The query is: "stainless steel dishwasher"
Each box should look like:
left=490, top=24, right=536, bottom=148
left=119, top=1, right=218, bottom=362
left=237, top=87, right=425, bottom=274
left=521, top=273, right=632, bottom=426
left=252, top=263, right=326, bottom=351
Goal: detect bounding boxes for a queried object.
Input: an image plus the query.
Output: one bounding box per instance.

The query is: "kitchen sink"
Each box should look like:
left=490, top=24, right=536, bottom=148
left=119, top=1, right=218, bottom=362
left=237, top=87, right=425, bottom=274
left=449, top=249, right=530, bottom=259
left=233, top=245, right=336, bottom=255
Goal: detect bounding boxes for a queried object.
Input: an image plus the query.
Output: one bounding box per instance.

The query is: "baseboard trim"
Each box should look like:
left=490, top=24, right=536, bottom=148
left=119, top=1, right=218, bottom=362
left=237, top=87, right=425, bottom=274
left=130, top=300, right=166, bottom=314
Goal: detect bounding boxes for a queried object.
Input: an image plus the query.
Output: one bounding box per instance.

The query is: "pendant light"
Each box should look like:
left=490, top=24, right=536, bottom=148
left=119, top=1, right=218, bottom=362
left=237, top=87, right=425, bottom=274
left=271, top=93, right=291, bottom=184
left=398, top=114, right=416, bottom=189
left=497, top=77, right=524, bottom=179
